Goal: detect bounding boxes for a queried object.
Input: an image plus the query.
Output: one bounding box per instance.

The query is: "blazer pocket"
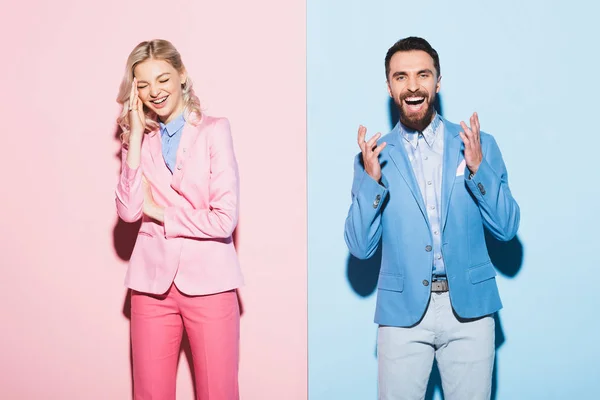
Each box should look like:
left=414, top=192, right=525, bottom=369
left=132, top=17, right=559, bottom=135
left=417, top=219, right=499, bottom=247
left=378, top=272, right=404, bottom=292
left=468, top=261, right=496, bottom=284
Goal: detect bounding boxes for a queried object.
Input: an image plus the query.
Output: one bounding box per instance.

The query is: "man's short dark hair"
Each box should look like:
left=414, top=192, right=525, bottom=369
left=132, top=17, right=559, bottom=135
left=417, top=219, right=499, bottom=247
left=385, top=37, right=440, bottom=80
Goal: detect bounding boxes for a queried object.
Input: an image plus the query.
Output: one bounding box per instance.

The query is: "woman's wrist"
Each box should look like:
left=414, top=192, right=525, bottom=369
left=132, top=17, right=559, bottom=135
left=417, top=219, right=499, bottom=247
left=129, top=130, right=144, bottom=142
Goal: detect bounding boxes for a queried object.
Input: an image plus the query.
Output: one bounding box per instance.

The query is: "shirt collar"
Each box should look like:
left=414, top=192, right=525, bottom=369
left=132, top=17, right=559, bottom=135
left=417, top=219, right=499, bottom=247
left=159, top=112, right=186, bottom=137
left=399, top=112, right=442, bottom=149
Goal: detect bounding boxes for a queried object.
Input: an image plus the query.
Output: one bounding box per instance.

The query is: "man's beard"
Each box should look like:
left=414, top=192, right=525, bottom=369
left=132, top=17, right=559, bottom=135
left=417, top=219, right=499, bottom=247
left=395, top=90, right=436, bottom=131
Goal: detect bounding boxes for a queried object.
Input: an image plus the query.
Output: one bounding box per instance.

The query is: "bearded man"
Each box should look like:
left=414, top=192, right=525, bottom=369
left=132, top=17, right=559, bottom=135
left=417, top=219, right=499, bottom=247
left=344, top=36, right=520, bottom=400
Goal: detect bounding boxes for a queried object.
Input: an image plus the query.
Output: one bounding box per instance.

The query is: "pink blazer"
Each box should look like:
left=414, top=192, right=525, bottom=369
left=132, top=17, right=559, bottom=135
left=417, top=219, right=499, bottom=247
left=115, top=115, right=244, bottom=295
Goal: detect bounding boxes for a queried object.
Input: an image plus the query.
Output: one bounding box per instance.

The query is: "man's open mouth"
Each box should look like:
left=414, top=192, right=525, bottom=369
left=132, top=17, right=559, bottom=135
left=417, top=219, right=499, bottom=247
left=404, top=96, right=425, bottom=106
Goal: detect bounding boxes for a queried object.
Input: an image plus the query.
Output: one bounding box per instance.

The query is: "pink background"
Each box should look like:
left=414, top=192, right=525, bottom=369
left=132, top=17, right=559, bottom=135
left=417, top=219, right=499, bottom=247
left=0, top=1, right=306, bottom=398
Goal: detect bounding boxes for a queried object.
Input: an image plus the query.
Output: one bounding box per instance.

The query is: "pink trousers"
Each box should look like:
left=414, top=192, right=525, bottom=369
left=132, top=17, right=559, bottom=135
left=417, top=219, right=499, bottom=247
left=130, top=284, right=240, bottom=400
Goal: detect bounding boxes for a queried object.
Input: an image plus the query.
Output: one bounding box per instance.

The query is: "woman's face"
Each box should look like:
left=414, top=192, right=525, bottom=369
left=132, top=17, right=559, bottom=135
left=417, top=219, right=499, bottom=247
left=133, top=59, right=186, bottom=123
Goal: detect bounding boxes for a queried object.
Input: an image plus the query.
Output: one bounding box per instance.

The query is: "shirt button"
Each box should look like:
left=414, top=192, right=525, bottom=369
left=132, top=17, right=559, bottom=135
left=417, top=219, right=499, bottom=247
left=177, top=164, right=183, bottom=170
left=436, top=254, right=442, bottom=260
left=434, top=230, right=439, bottom=235
left=424, top=156, right=429, bottom=160
left=425, top=245, right=432, bottom=252
left=429, top=205, right=435, bottom=210
left=182, top=148, right=187, bottom=153
left=422, top=280, right=429, bottom=286
left=427, top=181, right=432, bottom=185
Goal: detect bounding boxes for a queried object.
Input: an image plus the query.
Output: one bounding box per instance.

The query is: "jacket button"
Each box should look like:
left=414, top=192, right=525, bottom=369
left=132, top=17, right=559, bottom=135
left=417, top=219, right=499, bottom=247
left=425, top=245, right=432, bottom=252
left=423, top=280, right=429, bottom=286
left=373, top=195, right=381, bottom=208
left=477, top=182, right=486, bottom=195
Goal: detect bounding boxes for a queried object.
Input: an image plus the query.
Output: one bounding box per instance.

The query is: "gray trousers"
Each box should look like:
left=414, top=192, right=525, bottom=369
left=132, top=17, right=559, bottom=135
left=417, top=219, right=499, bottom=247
left=377, top=292, right=495, bottom=400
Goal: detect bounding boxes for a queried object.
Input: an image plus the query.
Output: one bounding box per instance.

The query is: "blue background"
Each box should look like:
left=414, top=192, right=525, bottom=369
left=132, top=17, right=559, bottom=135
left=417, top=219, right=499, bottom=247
left=308, top=1, right=600, bottom=399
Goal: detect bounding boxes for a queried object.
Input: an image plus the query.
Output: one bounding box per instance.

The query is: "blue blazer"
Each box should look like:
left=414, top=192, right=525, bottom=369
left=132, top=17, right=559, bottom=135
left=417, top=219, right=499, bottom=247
left=344, top=118, right=520, bottom=327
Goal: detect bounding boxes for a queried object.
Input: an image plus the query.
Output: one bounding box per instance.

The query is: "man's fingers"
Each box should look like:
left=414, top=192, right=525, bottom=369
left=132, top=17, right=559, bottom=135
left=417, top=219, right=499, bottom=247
left=357, top=125, right=367, bottom=146
left=460, top=121, right=474, bottom=138
left=459, top=130, right=470, bottom=147
left=460, top=121, right=469, bottom=132
left=470, top=114, right=478, bottom=136
left=373, top=142, right=387, bottom=156
left=472, top=112, right=480, bottom=137
left=357, top=125, right=367, bottom=153
left=366, top=132, right=382, bottom=150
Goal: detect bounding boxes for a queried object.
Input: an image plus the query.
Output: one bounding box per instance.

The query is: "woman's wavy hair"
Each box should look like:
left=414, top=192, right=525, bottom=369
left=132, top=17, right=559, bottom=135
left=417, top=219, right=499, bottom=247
left=116, top=39, right=202, bottom=144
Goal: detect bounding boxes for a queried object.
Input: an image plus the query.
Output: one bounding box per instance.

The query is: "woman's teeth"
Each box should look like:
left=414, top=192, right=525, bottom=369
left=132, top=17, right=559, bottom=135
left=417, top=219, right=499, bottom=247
left=152, top=97, right=167, bottom=104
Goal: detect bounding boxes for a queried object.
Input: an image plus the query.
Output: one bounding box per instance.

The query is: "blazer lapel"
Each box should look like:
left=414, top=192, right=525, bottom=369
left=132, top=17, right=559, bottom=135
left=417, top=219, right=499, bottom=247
left=147, top=130, right=163, bottom=166
left=386, top=124, right=429, bottom=226
left=441, top=119, right=463, bottom=232
left=171, top=118, right=204, bottom=192
left=147, top=130, right=174, bottom=184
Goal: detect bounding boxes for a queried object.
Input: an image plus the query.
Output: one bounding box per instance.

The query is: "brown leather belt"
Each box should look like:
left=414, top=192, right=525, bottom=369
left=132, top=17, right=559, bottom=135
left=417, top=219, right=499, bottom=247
left=431, top=280, right=449, bottom=292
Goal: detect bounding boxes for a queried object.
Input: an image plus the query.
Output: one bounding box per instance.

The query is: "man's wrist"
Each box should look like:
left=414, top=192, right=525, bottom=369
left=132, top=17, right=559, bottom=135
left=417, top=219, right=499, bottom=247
left=367, top=171, right=381, bottom=183
left=467, top=161, right=482, bottom=179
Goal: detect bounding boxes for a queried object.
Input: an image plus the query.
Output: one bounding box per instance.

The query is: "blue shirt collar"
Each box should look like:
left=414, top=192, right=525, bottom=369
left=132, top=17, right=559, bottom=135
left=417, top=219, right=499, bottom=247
left=159, top=112, right=186, bottom=137
left=399, top=112, right=442, bottom=149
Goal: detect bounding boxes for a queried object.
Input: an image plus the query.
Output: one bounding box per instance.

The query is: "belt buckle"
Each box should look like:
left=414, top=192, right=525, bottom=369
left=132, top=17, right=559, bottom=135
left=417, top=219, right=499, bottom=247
left=431, top=280, right=448, bottom=292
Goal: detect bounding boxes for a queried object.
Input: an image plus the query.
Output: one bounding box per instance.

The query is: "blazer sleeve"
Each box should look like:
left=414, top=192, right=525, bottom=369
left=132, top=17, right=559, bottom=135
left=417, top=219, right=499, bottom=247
left=115, top=144, right=144, bottom=222
left=163, top=118, right=240, bottom=239
left=466, top=134, right=520, bottom=241
left=344, top=153, right=389, bottom=259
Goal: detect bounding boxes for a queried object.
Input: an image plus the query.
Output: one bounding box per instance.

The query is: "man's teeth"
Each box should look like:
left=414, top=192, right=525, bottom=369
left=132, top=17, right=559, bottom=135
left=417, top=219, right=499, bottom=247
left=152, top=97, right=167, bottom=104
left=404, top=97, right=425, bottom=106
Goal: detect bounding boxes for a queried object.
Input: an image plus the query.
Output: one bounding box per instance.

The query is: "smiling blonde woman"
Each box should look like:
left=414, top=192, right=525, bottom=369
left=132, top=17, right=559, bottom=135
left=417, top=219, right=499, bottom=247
left=115, top=39, right=243, bottom=400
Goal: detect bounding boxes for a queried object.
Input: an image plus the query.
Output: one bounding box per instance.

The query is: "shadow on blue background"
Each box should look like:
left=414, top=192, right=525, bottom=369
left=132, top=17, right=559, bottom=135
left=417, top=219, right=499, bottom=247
left=345, top=95, right=524, bottom=399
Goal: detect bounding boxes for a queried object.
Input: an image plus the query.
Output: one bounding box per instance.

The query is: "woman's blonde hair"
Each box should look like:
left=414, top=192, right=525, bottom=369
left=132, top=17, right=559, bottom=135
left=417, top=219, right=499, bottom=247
left=116, top=39, right=202, bottom=144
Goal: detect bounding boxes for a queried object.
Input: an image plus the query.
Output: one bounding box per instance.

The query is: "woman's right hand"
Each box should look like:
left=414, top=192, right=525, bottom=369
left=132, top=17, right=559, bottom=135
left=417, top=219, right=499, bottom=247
left=124, top=78, right=145, bottom=169
left=128, top=78, right=146, bottom=139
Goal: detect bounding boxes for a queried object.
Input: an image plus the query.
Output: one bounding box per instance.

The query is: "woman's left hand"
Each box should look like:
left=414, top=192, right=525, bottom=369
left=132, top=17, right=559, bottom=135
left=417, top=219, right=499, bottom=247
left=142, top=176, right=165, bottom=223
